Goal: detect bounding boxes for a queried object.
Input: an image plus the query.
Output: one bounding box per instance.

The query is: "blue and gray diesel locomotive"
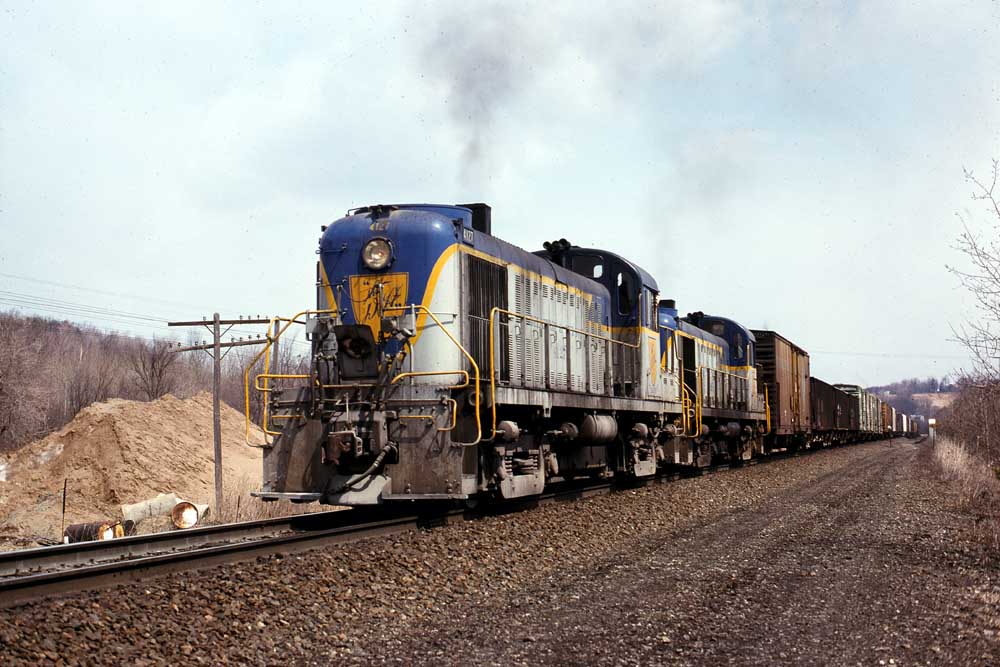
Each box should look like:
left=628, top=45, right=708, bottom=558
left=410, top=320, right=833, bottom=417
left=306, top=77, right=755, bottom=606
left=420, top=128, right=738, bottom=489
left=247, top=203, right=895, bottom=506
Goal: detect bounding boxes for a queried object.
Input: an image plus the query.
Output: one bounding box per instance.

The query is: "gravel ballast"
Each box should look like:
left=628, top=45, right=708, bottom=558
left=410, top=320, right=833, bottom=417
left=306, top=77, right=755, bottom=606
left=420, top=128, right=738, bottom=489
left=1, top=439, right=996, bottom=666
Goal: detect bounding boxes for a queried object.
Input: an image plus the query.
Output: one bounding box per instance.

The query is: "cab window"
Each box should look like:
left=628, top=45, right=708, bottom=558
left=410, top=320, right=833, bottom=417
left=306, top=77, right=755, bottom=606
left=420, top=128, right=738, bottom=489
left=616, top=271, right=635, bottom=316
left=570, top=254, right=604, bottom=280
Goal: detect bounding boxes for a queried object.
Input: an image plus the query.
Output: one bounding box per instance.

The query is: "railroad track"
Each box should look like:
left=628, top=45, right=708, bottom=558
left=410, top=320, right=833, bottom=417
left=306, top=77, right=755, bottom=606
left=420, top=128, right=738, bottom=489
left=0, top=477, right=620, bottom=608
left=0, top=438, right=911, bottom=607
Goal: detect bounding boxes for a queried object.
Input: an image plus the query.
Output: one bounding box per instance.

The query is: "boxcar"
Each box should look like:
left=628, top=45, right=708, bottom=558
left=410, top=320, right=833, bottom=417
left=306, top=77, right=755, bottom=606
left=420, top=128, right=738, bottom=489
left=881, top=402, right=895, bottom=437
left=810, top=377, right=854, bottom=445
left=752, top=329, right=811, bottom=450
left=834, top=384, right=881, bottom=440
left=810, top=377, right=837, bottom=434
left=845, top=391, right=859, bottom=433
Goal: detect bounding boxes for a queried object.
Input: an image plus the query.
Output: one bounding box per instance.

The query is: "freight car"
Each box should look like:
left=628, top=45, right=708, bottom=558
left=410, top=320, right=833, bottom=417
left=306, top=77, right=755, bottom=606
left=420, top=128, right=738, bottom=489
left=809, top=377, right=854, bottom=445
left=246, top=202, right=899, bottom=506
left=834, top=384, right=883, bottom=440
left=752, top=330, right=810, bottom=451
left=881, top=402, right=896, bottom=438
left=896, top=412, right=909, bottom=436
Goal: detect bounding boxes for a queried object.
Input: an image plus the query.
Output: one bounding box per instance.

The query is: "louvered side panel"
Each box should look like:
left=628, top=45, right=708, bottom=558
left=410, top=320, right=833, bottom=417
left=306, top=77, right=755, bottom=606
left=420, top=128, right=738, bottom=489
left=523, top=320, right=545, bottom=388
left=465, top=255, right=508, bottom=385
left=568, top=331, right=586, bottom=392
left=547, top=327, right=567, bottom=389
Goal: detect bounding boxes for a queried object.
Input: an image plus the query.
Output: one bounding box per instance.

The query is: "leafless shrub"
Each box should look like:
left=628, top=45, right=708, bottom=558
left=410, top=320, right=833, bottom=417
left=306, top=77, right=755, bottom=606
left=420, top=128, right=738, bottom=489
left=939, top=159, right=1000, bottom=545
left=61, top=340, right=123, bottom=418
left=127, top=339, right=180, bottom=400
left=934, top=436, right=1000, bottom=548
left=939, top=380, right=1000, bottom=467
left=942, top=159, right=1000, bottom=462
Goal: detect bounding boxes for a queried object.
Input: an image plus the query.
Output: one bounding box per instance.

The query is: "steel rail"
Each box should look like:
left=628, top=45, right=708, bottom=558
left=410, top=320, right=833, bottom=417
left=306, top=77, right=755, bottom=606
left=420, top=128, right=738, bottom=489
left=0, top=477, right=623, bottom=608
left=0, top=511, right=450, bottom=608
left=0, top=509, right=363, bottom=579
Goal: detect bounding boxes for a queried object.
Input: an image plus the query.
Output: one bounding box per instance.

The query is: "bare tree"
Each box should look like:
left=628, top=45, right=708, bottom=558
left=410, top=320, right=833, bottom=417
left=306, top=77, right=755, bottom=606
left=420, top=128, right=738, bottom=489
left=948, top=159, right=1000, bottom=380
left=62, top=340, right=121, bottom=417
left=0, top=315, right=48, bottom=451
left=942, top=159, right=1000, bottom=464
left=127, top=339, right=180, bottom=400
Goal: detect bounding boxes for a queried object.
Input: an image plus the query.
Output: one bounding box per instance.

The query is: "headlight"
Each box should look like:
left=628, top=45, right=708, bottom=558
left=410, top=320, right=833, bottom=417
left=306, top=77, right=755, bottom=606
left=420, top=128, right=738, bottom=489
left=362, top=238, right=392, bottom=270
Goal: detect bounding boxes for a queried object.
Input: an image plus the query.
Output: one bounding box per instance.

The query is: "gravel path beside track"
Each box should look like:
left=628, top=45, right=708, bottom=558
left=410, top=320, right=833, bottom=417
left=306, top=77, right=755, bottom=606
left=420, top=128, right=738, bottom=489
left=1, top=439, right=996, bottom=666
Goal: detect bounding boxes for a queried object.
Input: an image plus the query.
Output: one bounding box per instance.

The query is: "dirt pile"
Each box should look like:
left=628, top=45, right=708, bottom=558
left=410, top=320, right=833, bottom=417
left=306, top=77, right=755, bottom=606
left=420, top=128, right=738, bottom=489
left=0, top=392, right=266, bottom=543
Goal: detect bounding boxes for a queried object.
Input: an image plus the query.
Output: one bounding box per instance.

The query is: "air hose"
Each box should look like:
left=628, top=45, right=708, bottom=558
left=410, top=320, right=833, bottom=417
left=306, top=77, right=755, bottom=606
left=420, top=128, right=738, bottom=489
left=330, top=443, right=397, bottom=494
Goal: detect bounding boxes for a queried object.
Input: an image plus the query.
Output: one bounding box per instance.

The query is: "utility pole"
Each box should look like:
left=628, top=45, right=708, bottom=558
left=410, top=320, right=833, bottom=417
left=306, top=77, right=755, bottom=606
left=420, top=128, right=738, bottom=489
left=272, top=318, right=281, bottom=381
left=212, top=313, right=222, bottom=511
left=168, top=315, right=271, bottom=512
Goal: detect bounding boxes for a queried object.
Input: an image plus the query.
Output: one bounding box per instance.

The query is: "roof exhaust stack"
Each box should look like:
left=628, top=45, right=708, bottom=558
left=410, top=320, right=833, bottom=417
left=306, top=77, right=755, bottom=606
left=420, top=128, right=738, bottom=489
left=659, top=299, right=678, bottom=318
left=461, top=203, right=491, bottom=235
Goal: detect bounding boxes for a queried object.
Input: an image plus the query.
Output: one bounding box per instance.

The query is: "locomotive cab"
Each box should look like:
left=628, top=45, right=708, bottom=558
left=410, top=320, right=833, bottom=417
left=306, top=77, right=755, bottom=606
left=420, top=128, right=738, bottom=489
left=535, top=239, right=657, bottom=331
left=683, top=312, right=756, bottom=368
left=535, top=240, right=661, bottom=399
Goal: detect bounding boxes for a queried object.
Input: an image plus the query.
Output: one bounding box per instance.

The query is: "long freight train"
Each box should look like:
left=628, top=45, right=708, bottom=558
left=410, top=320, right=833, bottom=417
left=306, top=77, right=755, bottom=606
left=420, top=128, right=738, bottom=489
left=247, top=203, right=915, bottom=506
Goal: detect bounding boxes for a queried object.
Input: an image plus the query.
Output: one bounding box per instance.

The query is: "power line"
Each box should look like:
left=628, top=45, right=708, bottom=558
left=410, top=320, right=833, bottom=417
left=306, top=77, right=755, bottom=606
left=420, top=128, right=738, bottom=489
left=0, top=272, right=306, bottom=340
left=0, top=286, right=312, bottom=348
left=0, top=300, right=180, bottom=332
left=0, top=270, right=204, bottom=312
left=0, top=290, right=169, bottom=322
left=810, top=350, right=968, bottom=360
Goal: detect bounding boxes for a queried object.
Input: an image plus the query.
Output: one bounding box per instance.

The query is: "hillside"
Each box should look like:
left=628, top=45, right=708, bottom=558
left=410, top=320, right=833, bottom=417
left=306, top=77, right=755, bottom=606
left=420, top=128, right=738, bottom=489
left=912, top=392, right=956, bottom=412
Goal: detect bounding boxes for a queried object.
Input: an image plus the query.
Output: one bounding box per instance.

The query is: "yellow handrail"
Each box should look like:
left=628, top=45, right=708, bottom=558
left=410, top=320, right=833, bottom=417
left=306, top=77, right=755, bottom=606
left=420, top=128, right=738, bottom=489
left=255, top=373, right=310, bottom=392
left=390, top=370, right=469, bottom=389
left=385, top=304, right=481, bottom=446
left=695, top=371, right=703, bottom=434
left=487, top=307, right=641, bottom=439
left=764, top=385, right=771, bottom=434
left=259, top=314, right=313, bottom=435
left=681, top=385, right=692, bottom=435
left=396, top=398, right=459, bottom=433
left=440, top=398, right=458, bottom=432
left=243, top=308, right=336, bottom=443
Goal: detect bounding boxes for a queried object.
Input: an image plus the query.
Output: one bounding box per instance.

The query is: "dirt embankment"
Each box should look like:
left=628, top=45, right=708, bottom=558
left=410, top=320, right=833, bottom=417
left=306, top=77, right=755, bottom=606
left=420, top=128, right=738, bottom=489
left=0, top=392, right=266, bottom=544
left=913, top=391, right=957, bottom=411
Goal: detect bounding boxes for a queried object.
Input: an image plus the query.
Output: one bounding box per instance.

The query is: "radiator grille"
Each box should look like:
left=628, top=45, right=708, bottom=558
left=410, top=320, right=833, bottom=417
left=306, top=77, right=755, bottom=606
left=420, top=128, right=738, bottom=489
left=465, top=255, right=509, bottom=382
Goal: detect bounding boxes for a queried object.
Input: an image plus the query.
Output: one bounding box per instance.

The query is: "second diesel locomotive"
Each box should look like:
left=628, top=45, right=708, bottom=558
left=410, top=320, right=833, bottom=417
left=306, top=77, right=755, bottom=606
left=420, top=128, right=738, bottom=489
left=248, top=203, right=903, bottom=506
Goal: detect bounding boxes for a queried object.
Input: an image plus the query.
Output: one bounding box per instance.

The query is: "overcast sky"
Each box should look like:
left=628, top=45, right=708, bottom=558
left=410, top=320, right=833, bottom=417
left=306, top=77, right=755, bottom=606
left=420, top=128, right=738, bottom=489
left=2, top=1, right=999, bottom=386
